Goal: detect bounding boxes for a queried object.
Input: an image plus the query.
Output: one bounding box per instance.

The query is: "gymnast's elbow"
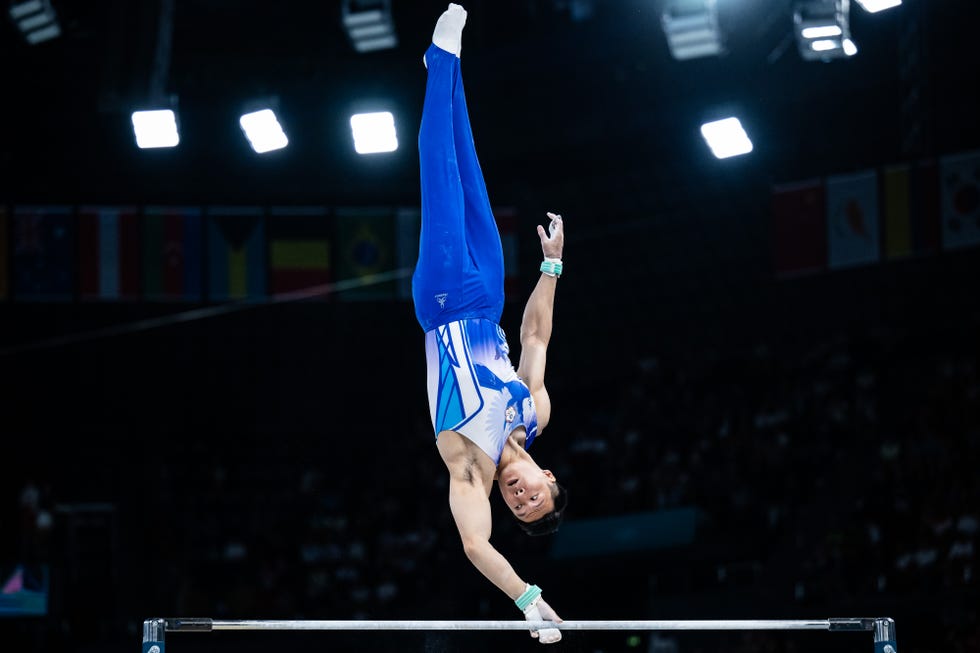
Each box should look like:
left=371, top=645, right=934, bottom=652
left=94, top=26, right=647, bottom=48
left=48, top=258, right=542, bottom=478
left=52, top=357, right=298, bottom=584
left=460, top=536, right=489, bottom=561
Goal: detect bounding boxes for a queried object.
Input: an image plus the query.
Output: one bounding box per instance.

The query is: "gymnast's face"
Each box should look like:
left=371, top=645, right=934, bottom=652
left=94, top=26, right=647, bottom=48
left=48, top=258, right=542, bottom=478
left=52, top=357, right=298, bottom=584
left=498, top=462, right=557, bottom=522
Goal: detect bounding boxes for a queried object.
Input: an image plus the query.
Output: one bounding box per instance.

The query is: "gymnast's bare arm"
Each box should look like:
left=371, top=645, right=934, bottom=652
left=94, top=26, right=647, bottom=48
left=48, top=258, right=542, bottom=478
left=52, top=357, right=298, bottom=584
left=437, top=431, right=529, bottom=600
left=517, top=213, right=564, bottom=432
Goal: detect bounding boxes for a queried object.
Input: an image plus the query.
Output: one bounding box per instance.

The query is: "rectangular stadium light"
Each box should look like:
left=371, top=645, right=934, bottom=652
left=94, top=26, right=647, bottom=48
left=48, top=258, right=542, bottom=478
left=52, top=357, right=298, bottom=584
left=131, top=109, right=180, bottom=149
left=810, top=39, right=839, bottom=51
left=342, top=0, right=398, bottom=53
left=350, top=112, right=398, bottom=154
left=793, top=0, right=855, bottom=61
left=854, top=0, right=901, bottom=13
left=8, top=0, right=43, bottom=19
left=239, top=109, right=288, bottom=154
left=661, top=0, right=724, bottom=61
left=800, top=25, right=842, bottom=38
left=9, top=0, right=61, bottom=44
left=700, top=117, right=753, bottom=159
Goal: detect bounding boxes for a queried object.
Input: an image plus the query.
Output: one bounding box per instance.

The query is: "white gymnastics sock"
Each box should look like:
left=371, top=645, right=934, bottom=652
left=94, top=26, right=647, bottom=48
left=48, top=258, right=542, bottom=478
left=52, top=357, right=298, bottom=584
left=432, top=3, right=467, bottom=57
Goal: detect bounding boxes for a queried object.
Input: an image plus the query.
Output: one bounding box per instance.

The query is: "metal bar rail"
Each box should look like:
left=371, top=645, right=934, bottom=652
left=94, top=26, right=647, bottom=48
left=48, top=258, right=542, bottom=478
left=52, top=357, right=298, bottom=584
left=142, top=617, right=898, bottom=653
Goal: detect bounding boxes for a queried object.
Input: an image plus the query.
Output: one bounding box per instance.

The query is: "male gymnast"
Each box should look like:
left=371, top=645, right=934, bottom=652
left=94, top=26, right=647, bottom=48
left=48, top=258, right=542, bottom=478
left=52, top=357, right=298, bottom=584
left=412, top=3, right=566, bottom=645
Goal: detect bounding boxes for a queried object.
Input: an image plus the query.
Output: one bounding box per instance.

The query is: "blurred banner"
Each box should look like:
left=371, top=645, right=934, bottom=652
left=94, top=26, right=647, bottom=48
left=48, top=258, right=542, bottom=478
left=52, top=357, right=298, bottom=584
left=206, top=206, right=267, bottom=302
left=550, top=508, right=702, bottom=559
left=771, top=179, right=826, bottom=278
left=495, top=206, right=520, bottom=301
left=826, top=169, right=880, bottom=270
left=940, top=150, right=980, bottom=251
left=0, top=206, right=7, bottom=300
left=143, top=207, right=203, bottom=302
left=12, top=205, right=74, bottom=301
left=881, top=160, right=941, bottom=260
left=395, top=207, right=420, bottom=301
left=336, top=207, right=396, bottom=301
left=268, top=206, right=331, bottom=300
left=78, top=206, right=141, bottom=301
left=0, top=564, right=48, bottom=616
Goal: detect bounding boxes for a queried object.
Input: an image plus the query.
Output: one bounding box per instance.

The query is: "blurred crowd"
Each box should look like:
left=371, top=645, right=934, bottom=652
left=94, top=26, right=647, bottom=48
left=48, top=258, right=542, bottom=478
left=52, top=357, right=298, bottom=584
left=5, top=315, right=978, bottom=652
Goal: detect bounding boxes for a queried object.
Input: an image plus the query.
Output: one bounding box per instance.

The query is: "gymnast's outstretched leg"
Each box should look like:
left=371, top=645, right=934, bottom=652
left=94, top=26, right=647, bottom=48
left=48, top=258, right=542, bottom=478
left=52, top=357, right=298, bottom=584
left=451, top=38, right=505, bottom=325
left=414, top=4, right=500, bottom=330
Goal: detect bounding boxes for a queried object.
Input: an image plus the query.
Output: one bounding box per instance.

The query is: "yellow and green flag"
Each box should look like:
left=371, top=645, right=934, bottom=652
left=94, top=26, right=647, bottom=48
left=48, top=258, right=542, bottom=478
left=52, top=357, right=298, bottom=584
left=336, top=207, right=396, bottom=301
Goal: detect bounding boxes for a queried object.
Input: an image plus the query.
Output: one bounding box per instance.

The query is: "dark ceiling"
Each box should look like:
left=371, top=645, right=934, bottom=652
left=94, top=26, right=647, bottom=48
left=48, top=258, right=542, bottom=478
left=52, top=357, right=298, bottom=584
left=2, top=0, right=979, bottom=212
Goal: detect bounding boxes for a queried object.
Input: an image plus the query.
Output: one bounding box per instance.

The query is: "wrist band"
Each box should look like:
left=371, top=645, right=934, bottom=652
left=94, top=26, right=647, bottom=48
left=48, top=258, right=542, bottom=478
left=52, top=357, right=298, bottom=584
left=540, top=258, right=562, bottom=278
left=515, top=584, right=542, bottom=611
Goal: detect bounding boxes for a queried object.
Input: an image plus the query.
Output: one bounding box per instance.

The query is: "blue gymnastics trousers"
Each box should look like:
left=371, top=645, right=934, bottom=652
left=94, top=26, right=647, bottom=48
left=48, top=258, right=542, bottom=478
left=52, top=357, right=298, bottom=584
left=412, top=43, right=505, bottom=333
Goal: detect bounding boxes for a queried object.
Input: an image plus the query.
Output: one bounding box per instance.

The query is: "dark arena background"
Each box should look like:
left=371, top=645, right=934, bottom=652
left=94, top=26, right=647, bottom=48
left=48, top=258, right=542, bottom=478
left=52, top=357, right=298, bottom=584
left=1, top=1, right=979, bottom=652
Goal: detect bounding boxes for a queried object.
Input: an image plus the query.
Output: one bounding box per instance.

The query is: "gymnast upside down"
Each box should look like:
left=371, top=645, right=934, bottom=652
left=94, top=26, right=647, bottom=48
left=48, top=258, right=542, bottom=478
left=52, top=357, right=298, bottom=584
left=411, top=3, right=567, bottom=645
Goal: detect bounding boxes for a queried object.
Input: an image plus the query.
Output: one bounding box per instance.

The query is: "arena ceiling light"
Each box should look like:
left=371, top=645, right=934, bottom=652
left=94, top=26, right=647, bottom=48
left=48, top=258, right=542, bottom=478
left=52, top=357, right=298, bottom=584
left=793, top=0, right=856, bottom=61
left=131, top=109, right=180, bottom=149
left=854, top=0, right=901, bottom=12
left=239, top=109, right=288, bottom=154
left=800, top=25, right=842, bottom=38
left=8, top=0, right=61, bottom=44
left=700, top=117, right=753, bottom=159
left=661, top=0, right=725, bottom=61
left=341, top=0, right=397, bottom=53
left=350, top=111, right=398, bottom=155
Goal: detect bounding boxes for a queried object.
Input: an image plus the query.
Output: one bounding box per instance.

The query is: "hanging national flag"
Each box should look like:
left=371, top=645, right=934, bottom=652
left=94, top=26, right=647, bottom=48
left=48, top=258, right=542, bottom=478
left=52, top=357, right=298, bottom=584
left=771, top=179, right=826, bottom=278
left=336, top=207, right=396, bottom=301
left=0, top=206, right=8, bottom=301
left=142, top=206, right=203, bottom=301
left=881, top=161, right=942, bottom=260
left=268, top=206, right=331, bottom=300
left=494, top=207, right=520, bottom=301
left=826, top=170, right=880, bottom=270
left=78, top=206, right=141, bottom=301
left=206, top=206, right=267, bottom=302
left=940, top=149, right=980, bottom=251
left=12, top=205, right=74, bottom=301
left=911, top=159, right=942, bottom=255
left=881, top=164, right=911, bottom=259
left=395, top=207, right=420, bottom=301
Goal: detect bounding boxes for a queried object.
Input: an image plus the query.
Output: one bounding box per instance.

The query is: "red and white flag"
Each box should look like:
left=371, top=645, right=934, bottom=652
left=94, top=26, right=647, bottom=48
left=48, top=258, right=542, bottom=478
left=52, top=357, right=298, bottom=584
left=78, top=206, right=141, bottom=301
left=826, top=170, right=880, bottom=270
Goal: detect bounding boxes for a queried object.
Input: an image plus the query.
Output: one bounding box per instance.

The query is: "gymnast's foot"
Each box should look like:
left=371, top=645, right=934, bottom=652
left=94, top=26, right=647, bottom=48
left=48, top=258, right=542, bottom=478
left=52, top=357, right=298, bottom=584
left=425, top=3, right=467, bottom=67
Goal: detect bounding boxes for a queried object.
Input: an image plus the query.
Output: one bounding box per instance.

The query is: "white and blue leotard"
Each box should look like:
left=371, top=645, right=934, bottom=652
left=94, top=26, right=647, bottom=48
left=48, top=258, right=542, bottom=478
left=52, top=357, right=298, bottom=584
left=424, top=318, right=537, bottom=464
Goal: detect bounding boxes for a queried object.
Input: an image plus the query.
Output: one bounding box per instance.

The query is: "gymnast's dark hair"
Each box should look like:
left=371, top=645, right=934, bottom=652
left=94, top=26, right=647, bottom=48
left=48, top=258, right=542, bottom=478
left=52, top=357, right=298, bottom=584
left=517, top=483, right=568, bottom=536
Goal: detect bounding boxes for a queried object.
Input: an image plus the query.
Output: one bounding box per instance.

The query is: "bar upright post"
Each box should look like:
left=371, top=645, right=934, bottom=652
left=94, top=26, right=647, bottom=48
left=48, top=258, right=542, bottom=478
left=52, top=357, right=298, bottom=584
left=873, top=618, right=897, bottom=653
left=142, top=618, right=166, bottom=653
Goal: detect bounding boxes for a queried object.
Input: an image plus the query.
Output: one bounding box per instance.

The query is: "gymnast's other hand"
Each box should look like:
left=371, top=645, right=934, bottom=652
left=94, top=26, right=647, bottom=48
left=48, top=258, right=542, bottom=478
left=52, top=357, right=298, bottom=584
left=523, top=596, right=563, bottom=644
left=537, top=212, right=564, bottom=261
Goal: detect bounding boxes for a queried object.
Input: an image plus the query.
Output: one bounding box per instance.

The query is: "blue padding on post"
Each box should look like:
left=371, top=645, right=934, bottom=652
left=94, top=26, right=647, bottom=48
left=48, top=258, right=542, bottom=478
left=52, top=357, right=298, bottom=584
left=875, top=640, right=897, bottom=653
left=143, top=641, right=164, bottom=653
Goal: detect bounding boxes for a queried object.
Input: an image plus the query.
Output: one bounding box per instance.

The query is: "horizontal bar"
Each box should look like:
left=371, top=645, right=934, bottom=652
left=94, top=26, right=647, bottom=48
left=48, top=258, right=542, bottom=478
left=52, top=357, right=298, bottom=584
left=164, top=618, right=879, bottom=632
